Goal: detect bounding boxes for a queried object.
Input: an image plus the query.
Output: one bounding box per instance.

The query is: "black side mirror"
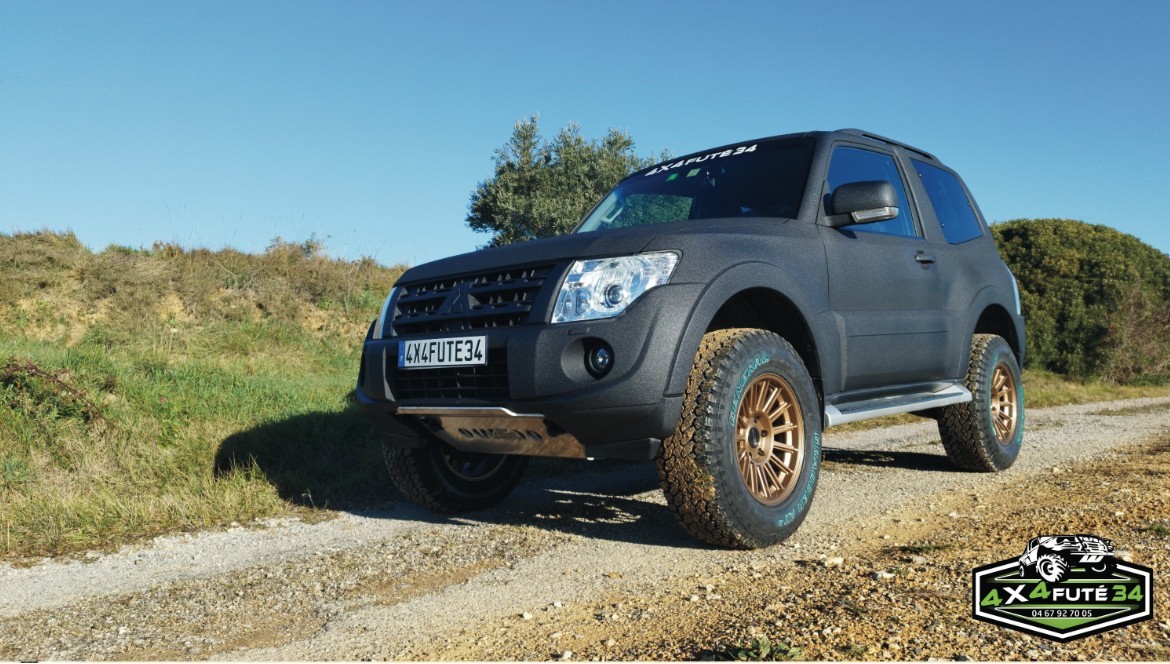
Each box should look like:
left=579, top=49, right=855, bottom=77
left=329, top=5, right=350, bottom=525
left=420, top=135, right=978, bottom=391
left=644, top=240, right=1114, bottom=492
left=828, top=180, right=899, bottom=227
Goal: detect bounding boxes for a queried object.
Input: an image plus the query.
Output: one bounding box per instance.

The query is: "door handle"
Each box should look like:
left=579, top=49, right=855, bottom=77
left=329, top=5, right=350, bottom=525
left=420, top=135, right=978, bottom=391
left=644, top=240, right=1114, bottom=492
left=915, top=251, right=936, bottom=265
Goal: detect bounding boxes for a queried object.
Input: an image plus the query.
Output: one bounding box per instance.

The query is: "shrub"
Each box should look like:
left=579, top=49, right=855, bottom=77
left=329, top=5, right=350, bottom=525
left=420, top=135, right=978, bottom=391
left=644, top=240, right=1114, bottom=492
left=992, top=219, right=1170, bottom=383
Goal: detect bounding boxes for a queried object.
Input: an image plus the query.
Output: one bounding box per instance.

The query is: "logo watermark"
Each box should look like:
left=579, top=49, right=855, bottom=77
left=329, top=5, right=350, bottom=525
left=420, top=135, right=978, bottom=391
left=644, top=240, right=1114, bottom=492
left=972, top=534, right=1153, bottom=642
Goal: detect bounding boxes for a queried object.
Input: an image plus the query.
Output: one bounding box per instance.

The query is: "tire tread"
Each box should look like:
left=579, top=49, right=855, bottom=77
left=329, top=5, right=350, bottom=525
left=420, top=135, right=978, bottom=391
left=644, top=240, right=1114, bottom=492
left=384, top=443, right=524, bottom=513
left=938, top=334, right=1021, bottom=472
left=658, top=328, right=817, bottom=549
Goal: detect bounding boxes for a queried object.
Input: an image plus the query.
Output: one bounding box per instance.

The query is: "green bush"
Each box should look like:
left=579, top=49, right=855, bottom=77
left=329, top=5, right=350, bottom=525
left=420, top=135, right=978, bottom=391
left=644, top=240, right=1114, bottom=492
left=992, top=219, right=1170, bottom=383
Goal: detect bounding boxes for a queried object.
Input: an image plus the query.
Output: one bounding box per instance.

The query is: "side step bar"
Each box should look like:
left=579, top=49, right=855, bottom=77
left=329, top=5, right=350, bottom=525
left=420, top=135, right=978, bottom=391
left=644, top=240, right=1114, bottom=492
left=824, top=384, right=972, bottom=427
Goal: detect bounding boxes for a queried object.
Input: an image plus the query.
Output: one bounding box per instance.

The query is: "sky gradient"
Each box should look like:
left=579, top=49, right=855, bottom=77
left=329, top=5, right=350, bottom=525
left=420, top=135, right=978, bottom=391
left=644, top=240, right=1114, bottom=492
left=3, top=0, right=1169, bottom=266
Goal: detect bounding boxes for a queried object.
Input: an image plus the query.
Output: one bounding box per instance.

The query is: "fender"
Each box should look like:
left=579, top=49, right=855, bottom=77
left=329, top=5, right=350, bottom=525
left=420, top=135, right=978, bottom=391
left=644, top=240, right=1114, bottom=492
left=665, top=261, right=837, bottom=397
left=962, top=283, right=1026, bottom=369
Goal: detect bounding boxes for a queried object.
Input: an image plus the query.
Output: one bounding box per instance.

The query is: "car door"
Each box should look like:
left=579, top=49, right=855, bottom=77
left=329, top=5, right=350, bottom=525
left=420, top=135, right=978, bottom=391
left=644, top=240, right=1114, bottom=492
left=819, top=144, right=952, bottom=392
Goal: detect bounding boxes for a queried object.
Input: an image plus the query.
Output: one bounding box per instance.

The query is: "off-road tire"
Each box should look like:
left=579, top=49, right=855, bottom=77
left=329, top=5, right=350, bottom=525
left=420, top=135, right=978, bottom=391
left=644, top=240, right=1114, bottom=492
left=938, top=334, right=1024, bottom=472
left=1036, top=553, right=1069, bottom=583
left=657, top=329, right=822, bottom=549
left=384, top=437, right=526, bottom=513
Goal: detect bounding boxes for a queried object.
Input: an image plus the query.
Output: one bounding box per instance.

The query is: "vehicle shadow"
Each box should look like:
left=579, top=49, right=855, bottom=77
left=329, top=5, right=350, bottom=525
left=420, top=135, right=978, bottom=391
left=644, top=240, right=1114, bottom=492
left=214, top=406, right=700, bottom=549
left=822, top=446, right=957, bottom=472
left=213, top=406, right=399, bottom=508
left=470, top=458, right=700, bottom=549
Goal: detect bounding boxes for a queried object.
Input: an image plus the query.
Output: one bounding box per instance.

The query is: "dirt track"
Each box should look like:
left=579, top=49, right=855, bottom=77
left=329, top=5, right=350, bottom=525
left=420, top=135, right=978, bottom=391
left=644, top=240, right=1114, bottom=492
left=2, top=397, right=1169, bottom=661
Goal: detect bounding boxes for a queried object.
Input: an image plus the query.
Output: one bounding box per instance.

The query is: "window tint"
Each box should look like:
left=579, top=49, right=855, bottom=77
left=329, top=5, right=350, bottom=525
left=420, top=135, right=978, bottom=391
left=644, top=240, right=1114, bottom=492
left=827, top=146, right=918, bottom=238
left=913, top=159, right=984, bottom=244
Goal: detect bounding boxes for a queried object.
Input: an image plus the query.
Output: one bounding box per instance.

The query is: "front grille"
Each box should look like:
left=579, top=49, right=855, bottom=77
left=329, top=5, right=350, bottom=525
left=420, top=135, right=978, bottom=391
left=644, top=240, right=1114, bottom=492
left=392, top=264, right=553, bottom=336
left=389, top=347, right=509, bottom=401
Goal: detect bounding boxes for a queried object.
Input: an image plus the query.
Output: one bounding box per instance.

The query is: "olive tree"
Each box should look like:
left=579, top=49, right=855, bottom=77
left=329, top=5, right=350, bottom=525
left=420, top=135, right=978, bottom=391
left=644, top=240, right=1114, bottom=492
left=466, top=115, right=663, bottom=246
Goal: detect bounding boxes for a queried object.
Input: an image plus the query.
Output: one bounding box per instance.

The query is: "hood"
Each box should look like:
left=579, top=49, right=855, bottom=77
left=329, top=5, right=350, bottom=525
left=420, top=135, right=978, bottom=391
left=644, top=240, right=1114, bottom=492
left=398, top=224, right=663, bottom=284
left=397, top=217, right=805, bottom=285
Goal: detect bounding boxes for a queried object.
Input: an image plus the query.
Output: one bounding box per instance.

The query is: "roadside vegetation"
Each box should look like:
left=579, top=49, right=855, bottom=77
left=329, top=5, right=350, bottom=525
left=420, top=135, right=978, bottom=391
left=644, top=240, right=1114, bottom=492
left=3, top=217, right=1170, bottom=561
left=0, top=231, right=403, bottom=559
left=993, top=218, right=1170, bottom=384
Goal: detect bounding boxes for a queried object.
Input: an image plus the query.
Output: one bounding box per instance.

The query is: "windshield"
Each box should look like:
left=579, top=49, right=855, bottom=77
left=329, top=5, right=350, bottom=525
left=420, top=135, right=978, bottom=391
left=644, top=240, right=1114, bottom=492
left=577, top=138, right=814, bottom=233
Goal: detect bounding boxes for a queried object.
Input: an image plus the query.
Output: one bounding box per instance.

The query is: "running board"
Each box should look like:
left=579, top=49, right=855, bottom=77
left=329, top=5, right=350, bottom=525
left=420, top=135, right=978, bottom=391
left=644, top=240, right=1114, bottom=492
left=824, top=384, right=972, bottom=427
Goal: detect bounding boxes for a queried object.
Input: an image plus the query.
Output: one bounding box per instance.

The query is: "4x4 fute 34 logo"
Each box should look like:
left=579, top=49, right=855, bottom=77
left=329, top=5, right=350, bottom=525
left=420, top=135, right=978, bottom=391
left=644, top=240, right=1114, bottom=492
left=972, top=535, right=1154, bottom=642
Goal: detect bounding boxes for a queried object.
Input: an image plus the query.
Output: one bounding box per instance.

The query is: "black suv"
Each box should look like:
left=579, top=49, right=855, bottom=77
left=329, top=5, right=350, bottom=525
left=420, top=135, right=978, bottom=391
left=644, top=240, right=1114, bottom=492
left=1019, top=535, right=1115, bottom=583
left=357, top=129, right=1025, bottom=548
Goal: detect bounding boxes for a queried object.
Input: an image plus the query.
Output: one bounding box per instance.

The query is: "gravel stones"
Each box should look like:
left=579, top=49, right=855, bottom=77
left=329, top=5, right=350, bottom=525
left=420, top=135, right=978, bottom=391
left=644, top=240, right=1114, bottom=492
left=2, top=397, right=1168, bottom=661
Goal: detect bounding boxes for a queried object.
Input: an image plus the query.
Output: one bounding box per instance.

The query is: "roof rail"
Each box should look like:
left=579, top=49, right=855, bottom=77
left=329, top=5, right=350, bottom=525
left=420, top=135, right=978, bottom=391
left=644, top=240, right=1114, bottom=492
left=836, top=129, right=937, bottom=162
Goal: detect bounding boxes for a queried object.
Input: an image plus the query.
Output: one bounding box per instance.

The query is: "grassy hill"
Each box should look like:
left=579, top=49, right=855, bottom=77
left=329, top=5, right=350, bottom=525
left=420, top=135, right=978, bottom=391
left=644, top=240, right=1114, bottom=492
left=1, top=228, right=1167, bottom=561
left=0, top=231, right=404, bottom=558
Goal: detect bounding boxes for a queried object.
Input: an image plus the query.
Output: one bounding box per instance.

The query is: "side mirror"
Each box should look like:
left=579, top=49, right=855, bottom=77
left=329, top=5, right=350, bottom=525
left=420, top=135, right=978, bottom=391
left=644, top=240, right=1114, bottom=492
left=828, top=180, right=899, bottom=227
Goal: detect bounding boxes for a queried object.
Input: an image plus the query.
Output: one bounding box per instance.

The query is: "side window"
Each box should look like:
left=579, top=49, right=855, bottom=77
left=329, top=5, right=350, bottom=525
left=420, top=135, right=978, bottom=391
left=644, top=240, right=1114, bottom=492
left=827, top=146, right=918, bottom=238
left=913, top=159, right=984, bottom=244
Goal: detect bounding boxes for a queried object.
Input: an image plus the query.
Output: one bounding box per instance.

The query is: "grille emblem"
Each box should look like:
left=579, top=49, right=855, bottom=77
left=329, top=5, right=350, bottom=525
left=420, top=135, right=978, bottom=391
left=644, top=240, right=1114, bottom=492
left=438, top=282, right=473, bottom=316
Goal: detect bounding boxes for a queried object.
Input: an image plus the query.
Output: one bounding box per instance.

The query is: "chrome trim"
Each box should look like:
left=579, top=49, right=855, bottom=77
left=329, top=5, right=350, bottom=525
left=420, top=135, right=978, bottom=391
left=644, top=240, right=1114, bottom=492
left=824, top=384, right=972, bottom=427
left=850, top=206, right=899, bottom=224
left=397, top=406, right=542, bottom=418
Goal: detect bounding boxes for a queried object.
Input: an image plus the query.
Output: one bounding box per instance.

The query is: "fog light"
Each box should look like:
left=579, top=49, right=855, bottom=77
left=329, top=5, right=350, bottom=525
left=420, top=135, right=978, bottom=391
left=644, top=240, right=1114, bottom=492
left=586, top=342, right=614, bottom=378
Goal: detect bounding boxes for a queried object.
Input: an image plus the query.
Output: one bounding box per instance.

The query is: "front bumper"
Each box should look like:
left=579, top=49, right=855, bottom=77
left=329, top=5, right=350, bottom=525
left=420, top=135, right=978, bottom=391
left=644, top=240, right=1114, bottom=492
left=356, top=284, right=702, bottom=460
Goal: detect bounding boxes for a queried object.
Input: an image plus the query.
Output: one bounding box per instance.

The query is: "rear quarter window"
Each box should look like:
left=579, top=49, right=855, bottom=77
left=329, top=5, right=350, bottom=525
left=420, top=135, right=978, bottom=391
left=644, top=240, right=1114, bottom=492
left=913, top=159, right=984, bottom=244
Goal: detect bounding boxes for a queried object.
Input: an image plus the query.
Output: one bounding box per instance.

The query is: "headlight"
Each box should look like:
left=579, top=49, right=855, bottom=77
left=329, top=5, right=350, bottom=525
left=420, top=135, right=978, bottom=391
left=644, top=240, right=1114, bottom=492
left=371, top=286, right=402, bottom=339
left=552, top=251, right=679, bottom=324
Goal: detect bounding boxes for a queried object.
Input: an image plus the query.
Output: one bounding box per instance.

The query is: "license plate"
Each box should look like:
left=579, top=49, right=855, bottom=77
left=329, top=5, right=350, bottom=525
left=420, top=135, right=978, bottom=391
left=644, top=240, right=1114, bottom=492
left=398, top=336, right=487, bottom=369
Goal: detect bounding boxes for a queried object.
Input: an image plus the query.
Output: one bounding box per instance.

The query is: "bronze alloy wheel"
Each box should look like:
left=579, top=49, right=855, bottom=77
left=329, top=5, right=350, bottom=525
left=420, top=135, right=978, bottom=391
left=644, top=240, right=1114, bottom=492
left=937, top=334, right=1022, bottom=472
left=735, top=372, right=805, bottom=505
left=990, top=362, right=1019, bottom=445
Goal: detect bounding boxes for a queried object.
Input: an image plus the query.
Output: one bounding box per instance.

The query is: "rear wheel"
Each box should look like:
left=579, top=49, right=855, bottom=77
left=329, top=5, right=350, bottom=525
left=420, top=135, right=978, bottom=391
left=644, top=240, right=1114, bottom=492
left=938, top=334, right=1024, bottom=471
left=384, top=437, right=527, bottom=513
left=658, top=329, right=822, bottom=549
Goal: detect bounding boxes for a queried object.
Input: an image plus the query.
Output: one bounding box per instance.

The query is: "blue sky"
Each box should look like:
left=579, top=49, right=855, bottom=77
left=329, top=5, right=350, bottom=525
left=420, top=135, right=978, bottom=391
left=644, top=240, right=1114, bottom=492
left=3, top=0, right=1169, bottom=266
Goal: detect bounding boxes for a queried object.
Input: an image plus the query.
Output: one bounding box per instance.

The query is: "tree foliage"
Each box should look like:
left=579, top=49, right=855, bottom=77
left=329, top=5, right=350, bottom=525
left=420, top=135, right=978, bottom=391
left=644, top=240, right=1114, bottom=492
left=992, top=218, right=1170, bottom=383
left=466, top=115, right=663, bottom=246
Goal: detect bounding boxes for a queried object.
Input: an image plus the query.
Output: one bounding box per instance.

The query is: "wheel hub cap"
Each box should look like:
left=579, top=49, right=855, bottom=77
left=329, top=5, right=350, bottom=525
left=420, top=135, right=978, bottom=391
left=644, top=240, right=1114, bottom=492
left=735, top=372, right=805, bottom=506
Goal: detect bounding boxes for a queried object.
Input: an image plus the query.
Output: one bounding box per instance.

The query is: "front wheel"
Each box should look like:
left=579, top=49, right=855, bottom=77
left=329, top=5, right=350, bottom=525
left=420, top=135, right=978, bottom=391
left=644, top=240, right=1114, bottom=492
left=1036, top=553, right=1069, bottom=583
left=384, top=437, right=527, bottom=513
left=938, top=334, right=1024, bottom=472
left=658, top=329, right=822, bottom=549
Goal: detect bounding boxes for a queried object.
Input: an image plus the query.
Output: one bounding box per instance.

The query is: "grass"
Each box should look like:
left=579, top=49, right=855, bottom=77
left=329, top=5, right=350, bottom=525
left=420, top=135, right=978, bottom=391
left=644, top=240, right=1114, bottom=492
left=1023, top=368, right=1170, bottom=407
left=2, top=229, right=1168, bottom=561
left=728, top=635, right=803, bottom=661
left=836, top=644, right=869, bottom=659
left=0, top=231, right=405, bottom=560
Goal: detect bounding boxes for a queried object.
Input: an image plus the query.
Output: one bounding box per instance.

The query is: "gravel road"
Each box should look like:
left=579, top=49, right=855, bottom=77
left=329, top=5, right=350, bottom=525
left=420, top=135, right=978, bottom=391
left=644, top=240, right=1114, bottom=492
left=2, top=396, right=1169, bottom=660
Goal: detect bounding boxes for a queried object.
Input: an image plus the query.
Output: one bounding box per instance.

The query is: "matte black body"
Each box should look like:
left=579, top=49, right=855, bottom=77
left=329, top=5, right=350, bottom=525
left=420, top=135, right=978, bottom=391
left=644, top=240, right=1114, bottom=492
left=357, top=129, right=1025, bottom=459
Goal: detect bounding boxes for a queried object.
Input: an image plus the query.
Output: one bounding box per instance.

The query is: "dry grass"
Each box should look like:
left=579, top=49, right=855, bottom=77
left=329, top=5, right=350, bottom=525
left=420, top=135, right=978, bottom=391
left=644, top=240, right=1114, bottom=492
left=0, top=231, right=405, bottom=560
